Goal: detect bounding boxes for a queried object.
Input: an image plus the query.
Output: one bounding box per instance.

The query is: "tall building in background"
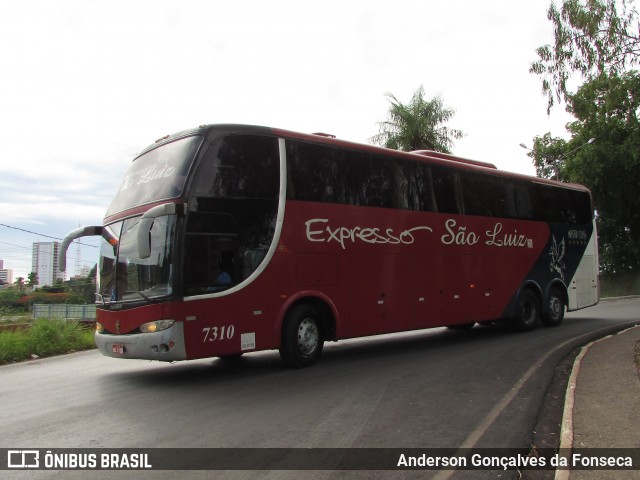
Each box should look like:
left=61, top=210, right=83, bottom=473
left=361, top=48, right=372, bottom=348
left=0, top=259, right=13, bottom=285
left=0, top=267, right=13, bottom=285
left=32, top=242, right=64, bottom=287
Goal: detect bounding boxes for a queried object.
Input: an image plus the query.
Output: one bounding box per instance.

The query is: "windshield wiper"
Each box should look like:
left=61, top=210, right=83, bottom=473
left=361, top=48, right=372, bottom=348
left=124, top=291, right=155, bottom=303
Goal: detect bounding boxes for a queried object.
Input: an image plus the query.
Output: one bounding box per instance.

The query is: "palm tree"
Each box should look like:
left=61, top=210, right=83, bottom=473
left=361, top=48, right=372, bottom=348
left=14, top=277, right=25, bottom=292
left=27, top=272, right=39, bottom=290
left=371, top=86, right=464, bottom=153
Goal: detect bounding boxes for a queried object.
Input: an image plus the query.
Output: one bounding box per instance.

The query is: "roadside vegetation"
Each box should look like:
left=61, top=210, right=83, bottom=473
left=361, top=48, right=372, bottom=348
left=0, top=272, right=97, bottom=365
left=600, top=273, right=640, bottom=298
left=528, top=0, right=640, bottom=277
left=0, top=268, right=96, bottom=316
left=0, top=318, right=95, bottom=365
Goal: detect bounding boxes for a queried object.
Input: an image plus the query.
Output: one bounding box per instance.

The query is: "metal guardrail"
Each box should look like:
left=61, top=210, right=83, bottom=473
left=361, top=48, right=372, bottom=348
left=32, top=304, right=96, bottom=320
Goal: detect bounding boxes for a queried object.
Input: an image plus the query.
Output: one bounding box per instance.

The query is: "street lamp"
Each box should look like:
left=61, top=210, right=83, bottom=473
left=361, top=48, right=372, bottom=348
left=520, top=138, right=595, bottom=180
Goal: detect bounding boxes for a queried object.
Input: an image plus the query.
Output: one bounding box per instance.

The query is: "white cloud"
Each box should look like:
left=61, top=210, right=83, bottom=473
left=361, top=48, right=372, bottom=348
left=0, top=0, right=575, bottom=280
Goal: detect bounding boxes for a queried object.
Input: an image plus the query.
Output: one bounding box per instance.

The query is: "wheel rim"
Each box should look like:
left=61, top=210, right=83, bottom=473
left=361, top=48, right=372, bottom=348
left=297, top=318, right=319, bottom=356
left=521, top=297, right=536, bottom=326
left=549, top=296, right=562, bottom=320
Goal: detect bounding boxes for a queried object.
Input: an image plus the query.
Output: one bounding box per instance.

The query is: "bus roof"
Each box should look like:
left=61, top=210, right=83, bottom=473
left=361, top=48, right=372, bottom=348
left=140, top=123, right=591, bottom=194
left=410, top=150, right=497, bottom=169
left=271, top=126, right=590, bottom=193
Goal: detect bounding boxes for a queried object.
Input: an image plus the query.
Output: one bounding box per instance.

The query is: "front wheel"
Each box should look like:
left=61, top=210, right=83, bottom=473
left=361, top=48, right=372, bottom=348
left=279, top=304, right=324, bottom=368
left=511, top=289, right=540, bottom=332
left=542, top=287, right=565, bottom=327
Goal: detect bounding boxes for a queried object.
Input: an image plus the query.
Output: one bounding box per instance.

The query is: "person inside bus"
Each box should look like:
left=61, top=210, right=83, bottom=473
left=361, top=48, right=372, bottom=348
left=184, top=244, right=232, bottom=294
left=207, top=249, right=232, bottom=292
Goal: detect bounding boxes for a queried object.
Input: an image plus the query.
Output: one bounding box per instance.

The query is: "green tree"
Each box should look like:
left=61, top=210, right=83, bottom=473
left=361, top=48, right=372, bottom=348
left=565, top=71, right=640, bottom=273
left=63, top=266, right=97, bottom=304
left=14, top=277, right=25, bottom=292
left=28, top=291, right=71, bottom=304
left=371, top=86, right=464, bottom=153
left=523, top=133, right=596, bottom=180
left=531, top=0, right=640, bottom=112
left=27, top=272, right=38, bottom=289
left=523, top=133, right=571, bottom=179
left=0, top=287, right=27, bottom=313
left=527, top=71, right=640, bottom=273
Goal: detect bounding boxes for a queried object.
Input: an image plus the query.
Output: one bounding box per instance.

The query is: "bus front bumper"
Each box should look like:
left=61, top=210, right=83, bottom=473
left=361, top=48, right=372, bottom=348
left=95, top=322, right=187, bottom=361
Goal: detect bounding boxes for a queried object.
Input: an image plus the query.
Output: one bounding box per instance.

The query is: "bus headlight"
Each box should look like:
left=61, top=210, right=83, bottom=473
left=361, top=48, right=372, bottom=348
left=96, top=322, right=104, bottom=333
left=139, top=319, right=175, bottom=334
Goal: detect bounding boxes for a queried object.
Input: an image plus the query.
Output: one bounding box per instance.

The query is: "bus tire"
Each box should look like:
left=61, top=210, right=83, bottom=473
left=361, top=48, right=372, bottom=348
left=511, top=289, right=540, bottom=332
left=279, top=304, right=324, bottom=368
left=542, top=287, right=565, bottom=327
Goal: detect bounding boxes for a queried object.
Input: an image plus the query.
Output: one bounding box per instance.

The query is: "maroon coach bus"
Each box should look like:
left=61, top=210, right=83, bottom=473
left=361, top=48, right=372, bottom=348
left=60, top=124, right=599, bottom=367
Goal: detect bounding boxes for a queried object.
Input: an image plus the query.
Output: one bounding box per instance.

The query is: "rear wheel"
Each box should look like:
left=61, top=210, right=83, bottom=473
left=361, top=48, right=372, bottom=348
left=511, top=289, right=540, bottom=332
left=542, top=287, right=565, bottom=327
left=279, top=304, right=324, bottom=368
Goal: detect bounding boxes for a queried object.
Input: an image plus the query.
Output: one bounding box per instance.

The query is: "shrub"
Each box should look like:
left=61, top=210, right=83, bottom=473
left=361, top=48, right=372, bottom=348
left=0, top=319, right=95, bottom=365
left=0, top=331, right=29, bottom=363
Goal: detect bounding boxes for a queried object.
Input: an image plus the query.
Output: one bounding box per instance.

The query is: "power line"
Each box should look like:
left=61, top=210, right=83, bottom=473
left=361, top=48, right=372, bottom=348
left=0, top=225, right=98, bottom=278
left=0, top=223, right=98, bottom=248
left=0, top=223, right=63, bottom=240
left=0, top=240, right=32, bottom=250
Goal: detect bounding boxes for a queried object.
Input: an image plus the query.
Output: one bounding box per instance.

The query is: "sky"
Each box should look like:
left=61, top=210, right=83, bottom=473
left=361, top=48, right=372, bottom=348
left=0, top=0, right=576, bottom=281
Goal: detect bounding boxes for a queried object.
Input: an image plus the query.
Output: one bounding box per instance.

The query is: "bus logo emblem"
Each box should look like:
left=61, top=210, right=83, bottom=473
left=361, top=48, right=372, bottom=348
left=550, top=235, right=566, bottom=280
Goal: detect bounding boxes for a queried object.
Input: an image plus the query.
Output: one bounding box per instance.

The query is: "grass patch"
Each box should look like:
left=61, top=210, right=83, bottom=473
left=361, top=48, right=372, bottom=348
left=600, top=273, right=640, bottom=298
left=0, top=313, right=33, bottom=324
left=0, top=319, right=95, bottom=365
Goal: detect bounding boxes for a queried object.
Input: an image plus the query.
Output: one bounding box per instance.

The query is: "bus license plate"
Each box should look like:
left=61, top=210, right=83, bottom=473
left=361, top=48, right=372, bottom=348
left=112, top=344, right=125, bottom=355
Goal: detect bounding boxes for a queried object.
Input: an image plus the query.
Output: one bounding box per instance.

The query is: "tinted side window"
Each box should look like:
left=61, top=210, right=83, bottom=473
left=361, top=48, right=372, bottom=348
left=531, top=184, right=562, bottom=223
left=193, top=135, right=279, bottom=200
left=568, top=190, right=592, bottom=224
left=511, top=181, right=532, bottom=219
left=431, top=165, right=459, bottom=214
left=390, top=161, right=436, bottom=211
left=531, top=184, right=592, bottom=224
left=286, top=141, right=438, bottom=212
left=460, top=172, right=511, bottom=218
left=285, top=141, right=392, bottom=208
left=286, top=141, right=369, bottom=205
left=286, top=140, right=593, bottom=224
left=368, top=155, right=393, bottom=208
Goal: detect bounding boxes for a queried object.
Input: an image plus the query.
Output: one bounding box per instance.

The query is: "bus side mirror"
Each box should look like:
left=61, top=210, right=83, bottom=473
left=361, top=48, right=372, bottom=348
left=59, top=226, right=103, bottom=272
left=137, top=203, right=181, bottom=259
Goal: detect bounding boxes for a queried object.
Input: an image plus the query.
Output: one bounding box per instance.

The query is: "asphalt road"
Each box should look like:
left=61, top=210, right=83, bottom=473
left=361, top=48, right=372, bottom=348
left=2, top=298, right=639, bottom=480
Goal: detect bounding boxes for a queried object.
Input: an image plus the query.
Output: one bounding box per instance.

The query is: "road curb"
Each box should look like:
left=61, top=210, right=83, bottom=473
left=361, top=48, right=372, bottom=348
left=527, top=321, right=640, bottom=480
left=554, top=325, right=640, bottom=480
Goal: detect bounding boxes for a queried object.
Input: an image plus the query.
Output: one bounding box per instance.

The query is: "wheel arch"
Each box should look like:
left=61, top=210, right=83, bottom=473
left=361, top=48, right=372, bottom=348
left=503, top=280, right=543, bottom=320
left=276, top=291, right=339, bottom=344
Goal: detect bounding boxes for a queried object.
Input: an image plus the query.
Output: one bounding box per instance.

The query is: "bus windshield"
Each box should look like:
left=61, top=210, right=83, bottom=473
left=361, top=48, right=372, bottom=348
left=98, top=215, right=176, bottom=303
left=106, top=135, right=203, bottom=217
